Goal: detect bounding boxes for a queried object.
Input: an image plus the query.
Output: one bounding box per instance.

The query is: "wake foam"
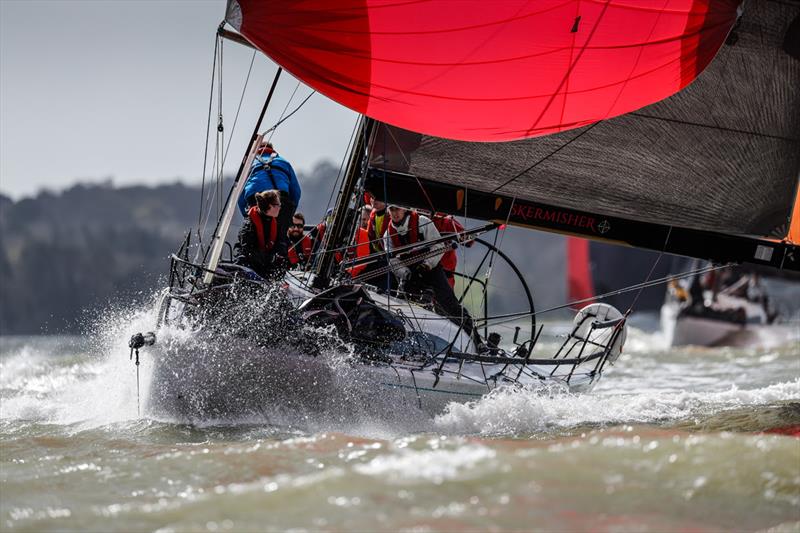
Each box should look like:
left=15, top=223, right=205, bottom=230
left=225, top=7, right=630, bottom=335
left=434, top=379, right=800, bottom=436
left=0, top=283, right=436, bottom=437
left=0, top=294, right=166, bottom=428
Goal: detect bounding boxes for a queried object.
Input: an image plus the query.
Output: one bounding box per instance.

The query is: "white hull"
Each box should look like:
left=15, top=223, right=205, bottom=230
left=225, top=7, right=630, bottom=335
left=670, top=312, right=754, bottom=347
left=146, top=337, right=595, bottom=422
left=661, top=294, right=791, bottom=348
left=147, top=272, right=615, bottom=422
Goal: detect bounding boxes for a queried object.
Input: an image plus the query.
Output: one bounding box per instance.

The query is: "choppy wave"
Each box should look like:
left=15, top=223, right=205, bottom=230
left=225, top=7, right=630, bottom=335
left=2, top=335, right=798, bottom=440
left=1, top=292, right=798, bottom=440
left=1, top=306, right=799, bottom=532
left=434, top=380, right=800, bottom=436
left=0, top=298, right=163, bottom=427
left=2, top=421, right=798, bottom=532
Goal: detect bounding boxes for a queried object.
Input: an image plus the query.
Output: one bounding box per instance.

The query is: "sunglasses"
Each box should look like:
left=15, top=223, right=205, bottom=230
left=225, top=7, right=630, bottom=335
left=271, top=203, right=281, bottom=208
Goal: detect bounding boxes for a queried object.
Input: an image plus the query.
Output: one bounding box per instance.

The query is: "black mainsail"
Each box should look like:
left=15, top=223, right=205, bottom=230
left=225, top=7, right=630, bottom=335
left=365, top=3, right=800, bottom=271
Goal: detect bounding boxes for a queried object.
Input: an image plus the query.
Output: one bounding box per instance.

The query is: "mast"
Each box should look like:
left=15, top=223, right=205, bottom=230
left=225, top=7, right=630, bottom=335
left=202, top=135, right=263, bottom=285
left=202, top=67, right=282, bottom=285
left=313, top=116, right=375, bottom=289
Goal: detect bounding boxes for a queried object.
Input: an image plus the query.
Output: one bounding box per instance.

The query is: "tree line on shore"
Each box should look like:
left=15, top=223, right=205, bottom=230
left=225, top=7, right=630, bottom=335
left=0, top=162, right=338, bottom=334
left=0, top=162, right=670, bottom=335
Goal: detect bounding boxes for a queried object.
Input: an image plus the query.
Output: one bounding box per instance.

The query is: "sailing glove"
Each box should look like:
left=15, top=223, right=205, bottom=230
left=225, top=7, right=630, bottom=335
left=396, top=266, right=411, bottom=281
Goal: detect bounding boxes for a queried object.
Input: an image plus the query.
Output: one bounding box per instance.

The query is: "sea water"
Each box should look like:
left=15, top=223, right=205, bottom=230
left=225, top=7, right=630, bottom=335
left=1, top=311, right=799, bottom=531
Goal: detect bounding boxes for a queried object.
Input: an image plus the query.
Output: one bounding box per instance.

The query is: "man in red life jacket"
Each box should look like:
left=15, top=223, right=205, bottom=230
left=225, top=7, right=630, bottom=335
left=233, top=190, right=286, bottom=280
left=358, top=199, right=395, bottom=290
left=385, top=205, right=484, bottom=350
left=431, top=213, right=473, bottom=289
left=367, top=199, right=388, bottom=254
left=359, top=204, right=371, bottom=231
left=287, top=212, right=314, bottom=268
left=345, top=206, right=372, bottom=278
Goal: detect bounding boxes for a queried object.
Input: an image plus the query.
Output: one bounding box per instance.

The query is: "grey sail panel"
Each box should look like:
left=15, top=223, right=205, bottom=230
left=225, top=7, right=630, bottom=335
left=368, top=2, right=800, bottom=240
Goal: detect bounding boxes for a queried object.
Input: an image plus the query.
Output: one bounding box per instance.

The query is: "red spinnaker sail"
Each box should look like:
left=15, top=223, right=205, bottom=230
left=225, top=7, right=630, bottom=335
left=227, top=0, right=739, bottom=142
left=567, top=237, right=595, bottom=307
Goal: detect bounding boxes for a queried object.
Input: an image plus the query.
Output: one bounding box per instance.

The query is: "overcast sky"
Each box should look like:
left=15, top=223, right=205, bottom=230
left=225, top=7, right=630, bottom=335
left=0, top=0, right=358, bottom=199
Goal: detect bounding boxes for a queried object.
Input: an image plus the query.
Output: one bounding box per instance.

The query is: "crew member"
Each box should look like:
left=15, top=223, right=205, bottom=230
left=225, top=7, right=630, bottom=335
left=359, top=199, right=394, bottom=289
left=384, top=205, right=483, bottom=349
left=359, top=204, right=371, bottom=230
left=347, top=206, right=372, bottom=278
left=233, top=190, right=286, bottom=280
left=367, top=199, right=389, bottom=254
left=431, top=213, right=473, bottom=288
left=237, top=141, right=301, bottom=255
left=287, top=212, right=313, bottom=268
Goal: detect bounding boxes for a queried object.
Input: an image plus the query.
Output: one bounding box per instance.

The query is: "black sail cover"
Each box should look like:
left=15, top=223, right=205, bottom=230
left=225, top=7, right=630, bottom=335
left=367, top=2, right=800, bottom=270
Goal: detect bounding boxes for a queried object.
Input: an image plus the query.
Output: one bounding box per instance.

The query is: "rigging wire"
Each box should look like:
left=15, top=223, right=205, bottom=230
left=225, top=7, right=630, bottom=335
left=222, top=49, right=258, bottom=165
left=273, top=81, right=302, bottom=129
left=286, top=118, right=362, bottom=291
left=624, top=226, right=673, bottom=315
left=490, top=121, right=600, bottom=194
left=263, top=80, right=312, bottom=141
left=264, top=91, right=316, bottom=138
left=326, top=119, right=361, bottom=216
left=360, top=261, right=731, bottom=326
left=383, top=126, right=437, bottom=214
left=291, top=115, right=360, bottom=289
left=316, top=260, right=727, bottom=326
left=198, top=34, right=220, bottom=227
left=313, top=116, right=373, bottom=286
left=473, top=262, right=733, bottom=327
left=215, top=37, right=225, bottom=221
left=461, top=173, right=471, bottom=343
left=381, top=124, right=392, bottom=309
left=197, top=43, right=263, bottom=254
left=475, top=196, right=520, bottom=336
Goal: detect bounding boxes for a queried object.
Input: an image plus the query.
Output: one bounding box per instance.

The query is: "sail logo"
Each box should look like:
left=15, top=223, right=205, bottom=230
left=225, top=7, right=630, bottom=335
left=510, top=204, right=598, bottom=233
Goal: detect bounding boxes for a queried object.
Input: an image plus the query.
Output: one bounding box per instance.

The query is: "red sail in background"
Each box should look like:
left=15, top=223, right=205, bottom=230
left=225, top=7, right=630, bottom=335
left=227, top=0, right=739, bottom=142
left=567, top=237, right=595, bottom=307
left=790, top=186, right=800, bottom=244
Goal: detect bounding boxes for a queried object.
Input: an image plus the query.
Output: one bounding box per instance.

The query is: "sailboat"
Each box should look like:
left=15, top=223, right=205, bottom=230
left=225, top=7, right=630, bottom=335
left=132, top=1, right=800, bottom=421
left=659, top=262, right=800, bottom=347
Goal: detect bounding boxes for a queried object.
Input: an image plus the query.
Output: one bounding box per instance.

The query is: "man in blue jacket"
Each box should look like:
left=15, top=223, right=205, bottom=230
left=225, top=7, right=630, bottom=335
left=238, top=141, right=301, bottom=255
